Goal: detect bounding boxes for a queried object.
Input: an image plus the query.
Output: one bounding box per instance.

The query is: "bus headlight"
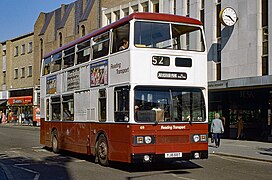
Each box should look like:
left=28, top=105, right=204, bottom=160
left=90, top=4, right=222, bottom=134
left=133, top=135, right=155, bottom=144
left=191, top=134, right=207, bottom=143
left=145, top=136, right=152, bottom=144
left=193, top=135, right=200, bottom=142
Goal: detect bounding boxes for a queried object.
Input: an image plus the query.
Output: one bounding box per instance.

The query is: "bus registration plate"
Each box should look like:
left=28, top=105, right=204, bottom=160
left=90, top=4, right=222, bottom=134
left=165, top=152, right=182, bottom=158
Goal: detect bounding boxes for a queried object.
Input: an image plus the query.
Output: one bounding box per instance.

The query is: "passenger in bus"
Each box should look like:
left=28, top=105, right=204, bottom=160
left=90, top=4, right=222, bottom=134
left=119, top=39, right=129, bottom=50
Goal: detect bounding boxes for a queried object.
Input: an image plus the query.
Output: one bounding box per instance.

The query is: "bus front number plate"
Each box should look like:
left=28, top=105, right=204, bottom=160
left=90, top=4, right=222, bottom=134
left=165, top=152, right=182, bottom=158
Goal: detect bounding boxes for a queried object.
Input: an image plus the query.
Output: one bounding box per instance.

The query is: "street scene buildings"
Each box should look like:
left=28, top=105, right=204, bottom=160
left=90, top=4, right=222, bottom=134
left=0, top=0, right=271, bottom=142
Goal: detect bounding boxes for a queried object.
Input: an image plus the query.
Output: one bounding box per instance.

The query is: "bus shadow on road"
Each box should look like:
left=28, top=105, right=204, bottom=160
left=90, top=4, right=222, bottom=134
left=109, top=160, right=202, bottom=172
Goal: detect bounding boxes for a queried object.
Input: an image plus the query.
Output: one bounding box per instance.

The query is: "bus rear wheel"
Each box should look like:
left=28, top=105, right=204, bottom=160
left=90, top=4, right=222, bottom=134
left=52, top=130, right=59, bottom=153
left=97, top=134, right=109, bottom=166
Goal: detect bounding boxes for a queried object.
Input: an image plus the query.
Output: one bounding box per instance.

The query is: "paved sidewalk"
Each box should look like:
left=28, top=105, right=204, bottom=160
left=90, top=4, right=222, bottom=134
left=209, top=138, right=272, bottom=163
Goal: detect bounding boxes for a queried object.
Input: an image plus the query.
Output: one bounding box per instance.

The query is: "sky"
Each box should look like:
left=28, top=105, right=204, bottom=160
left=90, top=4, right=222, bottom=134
left=0, top=0, right=76, bottom=42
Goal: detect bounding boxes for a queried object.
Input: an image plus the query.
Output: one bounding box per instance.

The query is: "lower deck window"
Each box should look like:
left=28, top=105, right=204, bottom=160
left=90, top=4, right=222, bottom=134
left=51, top=96, right=61, bottom=120
left=63, top=95, right=74, bottom=121
left=114, top=86, right=130, bottom=122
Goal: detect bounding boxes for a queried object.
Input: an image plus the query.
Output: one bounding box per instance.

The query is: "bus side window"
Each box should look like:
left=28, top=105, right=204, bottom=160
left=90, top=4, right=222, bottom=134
left=77, top=40, right=90, bottom=64
left=114, top=86, right=130, bottom=122
left=63, top=47, right=75, bottom=68
left=51, top=52, right=62, bottom=72
left=51, top=96, right=61, bottom=120
left=92, top=32, right=110, bottom=59
left=62, top=94, right=74, bottom=121
left=98, top=89, right=106, bottom=122
left=112, top=23, right=130, bottom=53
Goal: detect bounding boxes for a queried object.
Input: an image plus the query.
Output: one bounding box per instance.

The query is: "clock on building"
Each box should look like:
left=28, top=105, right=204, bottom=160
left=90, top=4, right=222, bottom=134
left=219, top=7, right=238, bottom=26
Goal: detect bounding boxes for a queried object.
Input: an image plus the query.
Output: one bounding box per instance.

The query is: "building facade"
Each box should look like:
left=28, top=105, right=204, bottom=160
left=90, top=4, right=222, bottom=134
left=0, top=32, right=35, bottom=124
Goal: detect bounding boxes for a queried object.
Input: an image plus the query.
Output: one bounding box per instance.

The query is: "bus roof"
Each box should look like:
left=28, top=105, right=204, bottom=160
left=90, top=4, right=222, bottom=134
left=44, top=12, right=202, bottom=59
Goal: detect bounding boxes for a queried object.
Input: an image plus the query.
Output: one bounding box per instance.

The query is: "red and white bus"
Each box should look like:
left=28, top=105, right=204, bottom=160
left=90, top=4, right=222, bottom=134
left=40, top=12, right=208, bottom=165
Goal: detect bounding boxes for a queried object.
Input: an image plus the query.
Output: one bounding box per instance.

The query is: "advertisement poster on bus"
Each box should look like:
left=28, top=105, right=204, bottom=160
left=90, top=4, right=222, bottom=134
left=67, top=68, right=80, bottom=91
left=90, top=60, right=108, bottom=87
left=46, top=75, right=57, bottom=94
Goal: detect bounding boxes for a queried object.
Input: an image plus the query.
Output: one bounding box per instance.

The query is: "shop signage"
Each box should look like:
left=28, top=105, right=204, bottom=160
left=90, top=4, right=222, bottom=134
left=8, top=96, right=32, bottom=105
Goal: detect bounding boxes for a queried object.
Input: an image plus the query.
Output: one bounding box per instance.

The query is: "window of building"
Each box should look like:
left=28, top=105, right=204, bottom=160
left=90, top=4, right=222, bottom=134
left=28, top=66, right=32, bottom=77
left=106, top=14, right=111, bottom=25
left=21, top=67, right=25, bottom=78
left=186, top=0, right=190, bottom=16
left=28, top=42, right=33, bottom=53
left=262, top=0, right=268, bottom=75
left=21, top=44, right=25, bottom=55
left=92, top=32, right=110, bottom=59
left=123, top=8, right=129, bottom=17
left=112, top=23, right=130, bottom=53
left=114, top=11, right=120, bottom=21
left=141, top=2, right=149, bottom=12
left=59, top=32, right=63, bottom=47
left=76, top=40, right=90, bottom=64
left=132, top=5, right=138, bottom=12
left=14, top=68, right=18, bottom=79
left=200, top=0, right=205, bottom=26
left=81, top=25, right=86, bottom=36
left=62, top=95, right=74, bottom=121
left=98, top=89, right=106, bottom=122
left=40, top=39, right=43, bottom=60
left=51, top=96, right=61, bottom=120
left=14, top=46, right=19, bottom=57
left=152, top=0, right=159, bottom=13
left=114, top=86, right=130, bottom=122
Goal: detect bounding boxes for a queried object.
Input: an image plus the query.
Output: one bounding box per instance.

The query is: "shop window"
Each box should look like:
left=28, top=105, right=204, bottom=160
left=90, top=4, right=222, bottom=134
left=98, top=89, right=106, bottom=122
left=51, top=96, right=61, bottom=120
left=62, top=95, right=74, bottom=121
left=114, top=86, right=130, bottom=122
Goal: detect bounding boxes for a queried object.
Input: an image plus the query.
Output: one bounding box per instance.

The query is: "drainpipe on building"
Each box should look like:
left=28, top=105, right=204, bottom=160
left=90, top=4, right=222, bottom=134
left=97, top=0, right=101, bottom=28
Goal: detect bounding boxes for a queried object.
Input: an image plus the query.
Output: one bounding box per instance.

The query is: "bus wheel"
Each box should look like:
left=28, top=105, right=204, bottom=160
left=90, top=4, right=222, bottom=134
left=97, top=134, right=109, bottom=166
left=52, top=130, right=59, bottom=153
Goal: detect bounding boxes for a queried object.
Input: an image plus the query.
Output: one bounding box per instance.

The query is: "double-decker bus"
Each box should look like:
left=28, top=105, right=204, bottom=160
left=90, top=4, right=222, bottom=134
left=40, top=12, right=208, bottom=165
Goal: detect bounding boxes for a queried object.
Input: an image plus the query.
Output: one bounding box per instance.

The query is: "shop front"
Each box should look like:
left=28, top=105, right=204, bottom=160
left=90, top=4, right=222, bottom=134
left=7, top=96, right=34, bottom=125
left=209, top=77, right=272, bottom=142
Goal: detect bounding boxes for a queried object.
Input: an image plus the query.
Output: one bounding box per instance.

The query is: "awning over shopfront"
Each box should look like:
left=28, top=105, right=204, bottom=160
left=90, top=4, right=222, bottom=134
left=0, top=99, right=7, bottom=106
left=8, top=96, right=32, bottom=106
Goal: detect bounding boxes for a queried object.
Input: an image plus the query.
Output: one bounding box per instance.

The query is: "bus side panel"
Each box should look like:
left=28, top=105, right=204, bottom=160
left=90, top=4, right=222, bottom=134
left=40, top=119, right=54, bottom=147
left=40, top=118, right=46, bottom=145
left=108, top=124, right=131, bottom=163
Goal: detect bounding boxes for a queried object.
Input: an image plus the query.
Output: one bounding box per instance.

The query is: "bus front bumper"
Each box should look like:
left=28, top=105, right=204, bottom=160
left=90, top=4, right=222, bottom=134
left=131, top=150, right=208, bottom=163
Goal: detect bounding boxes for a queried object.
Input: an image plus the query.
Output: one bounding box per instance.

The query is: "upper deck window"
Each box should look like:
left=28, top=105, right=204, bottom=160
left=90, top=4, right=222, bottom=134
left=112, top=23, right=130, bottom=53
left=43, top=57, right=51, bottom=75
left=92, top=32, right=110, bottom=59
left=134, top=21, right=205, bottom=52
left=64, top=47, right=75, bottom=68
left=51, top=52, right=62, bottom=72
left=77, top=40, right=90, bottom=64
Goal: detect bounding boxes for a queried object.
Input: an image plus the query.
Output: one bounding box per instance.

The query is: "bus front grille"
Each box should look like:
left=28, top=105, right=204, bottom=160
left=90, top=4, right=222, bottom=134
left=156, top=135, right=189, bottom=144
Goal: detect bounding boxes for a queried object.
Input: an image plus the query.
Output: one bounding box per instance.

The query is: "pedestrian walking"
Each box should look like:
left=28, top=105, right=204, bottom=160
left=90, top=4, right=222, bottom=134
left=211, top=113, right=224, bottom=148
left=237, top=115, right=244, bottom=139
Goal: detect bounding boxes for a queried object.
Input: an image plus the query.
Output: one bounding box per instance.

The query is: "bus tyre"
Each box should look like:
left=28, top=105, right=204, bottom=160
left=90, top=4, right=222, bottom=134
left=97, top=134, right=109, bottom=166
left=52, top=130, right=59, bottom=153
